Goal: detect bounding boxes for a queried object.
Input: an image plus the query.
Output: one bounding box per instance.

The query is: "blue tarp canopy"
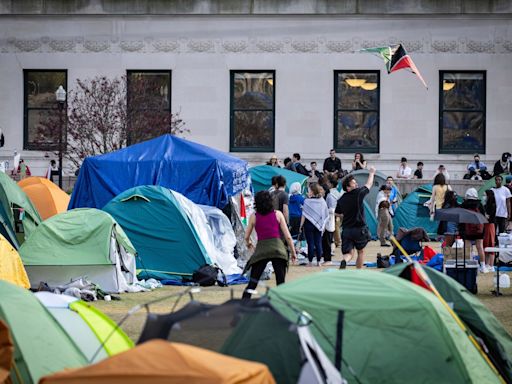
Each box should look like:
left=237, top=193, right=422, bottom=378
left=69, top=135, right=249, bottom=209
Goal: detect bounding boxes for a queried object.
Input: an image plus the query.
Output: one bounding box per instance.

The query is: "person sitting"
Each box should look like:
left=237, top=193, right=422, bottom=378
left=283, top=157, right=294, bottom=171
left=266, top=155, right=280, bottom=168
left=323, top=149, right=343, bottom=177
left=351, top=152, right=367, bottom=171
left=396, top=157, right=412, bottom=179
left=493, top=152, right=511, bottom=176
left=292, top=153, right=310, bottom=176
left=434, top=164, right=450, bottom=181
left=464, top=154, right=491, bottom=180
left=413, top=161, right=424, bottom=179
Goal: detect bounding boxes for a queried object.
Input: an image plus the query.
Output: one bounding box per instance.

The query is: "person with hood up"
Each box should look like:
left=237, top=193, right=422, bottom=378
left=288, top=182, right=305, bottom=238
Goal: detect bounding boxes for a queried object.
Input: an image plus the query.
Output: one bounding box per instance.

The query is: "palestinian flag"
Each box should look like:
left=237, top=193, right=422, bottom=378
left=240, top=193, right=247, bottom=226
left=361, top=44, right=428, bottom=89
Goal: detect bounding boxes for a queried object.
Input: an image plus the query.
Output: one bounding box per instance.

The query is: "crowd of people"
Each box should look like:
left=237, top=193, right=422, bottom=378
left=243, top=149, right=512, bottom=295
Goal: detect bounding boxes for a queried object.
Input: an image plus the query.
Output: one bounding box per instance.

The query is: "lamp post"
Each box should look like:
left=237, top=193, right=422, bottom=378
left=55, top=85, right=66, bottom=188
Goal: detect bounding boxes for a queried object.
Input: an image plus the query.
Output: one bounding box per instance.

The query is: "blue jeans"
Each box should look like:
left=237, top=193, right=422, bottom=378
left=304, top=219, right=322, bottom=263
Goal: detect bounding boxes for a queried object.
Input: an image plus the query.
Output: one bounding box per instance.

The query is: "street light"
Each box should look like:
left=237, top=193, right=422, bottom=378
left=55, top=85, right=66, bottom=188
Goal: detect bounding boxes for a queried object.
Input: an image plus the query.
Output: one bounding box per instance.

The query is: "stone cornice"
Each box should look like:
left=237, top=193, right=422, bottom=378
left=1, top=35, right=512, bottom=54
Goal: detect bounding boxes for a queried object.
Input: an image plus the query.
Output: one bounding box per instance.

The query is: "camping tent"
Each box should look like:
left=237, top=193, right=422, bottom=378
left=103, top=186, right=239, bottom=280
left=269, top=270, right=502, bottom=383
left=249, top=165, right=307, bottom=193
left=0, top=281, right=87, bottom=384
left=18, top=177, right=70, bottom=220
left=0, top=233, right=29, bottom=288
left=0, top=171, right=41, bottom=248
left=69, top=134, right=249, bottom=210
left=19, top=209, right=137, bottom=293
left=35, top=292, right=133, bottom=363
left=350, top=169, right=399, bottom=207
left=40, top=340, right=276, bottom=384
left=393, top=184, right=438, bottom=237
left=137, top=299, right=344, bottom=384
left=386, top=263, right=512, bottom=383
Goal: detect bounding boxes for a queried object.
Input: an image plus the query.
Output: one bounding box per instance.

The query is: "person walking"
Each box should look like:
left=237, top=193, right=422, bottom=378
left=243, top=191, right=296, bottom=299
left=300, top=183, right=329, bottom=267
left=336, top=167, right=376, bottom=269
left=492, top=175, right=512, bottom=235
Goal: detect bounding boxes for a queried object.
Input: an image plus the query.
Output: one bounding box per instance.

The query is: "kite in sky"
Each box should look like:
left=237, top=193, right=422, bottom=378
left=361, top=44, right=428, bottom=89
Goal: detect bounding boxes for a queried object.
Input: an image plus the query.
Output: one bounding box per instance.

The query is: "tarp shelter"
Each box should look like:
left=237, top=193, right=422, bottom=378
left=0, top=171, right=41, bottom=248
left=69, top=134, right=249, bottom=210
left=0, top=281, right=87, bottom=384
left=137, top=299, right=344, bottom=384
left=19, top=209, right=137, bottom=293
left=249, top=165, right=307, bottom=193
left=269, top=270, right=502, bottom=383
left=35, top=292, right=133, bottom=362
left=393, top=184, right=438, bottom=237
left=18, top=177, right=70, bottom=220
left=40, top=340, right=276, bottom=384
left=104, top=186, right=238, bottom=280
left=0, top=233, right=29, bottom=288
left=386, top=263, right=512, bottom=382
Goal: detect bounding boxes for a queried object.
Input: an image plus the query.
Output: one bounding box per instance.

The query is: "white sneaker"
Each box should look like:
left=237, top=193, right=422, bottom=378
left=479, top=264, right=487, bottom=273
left=488, top=266, right=495, bottom=273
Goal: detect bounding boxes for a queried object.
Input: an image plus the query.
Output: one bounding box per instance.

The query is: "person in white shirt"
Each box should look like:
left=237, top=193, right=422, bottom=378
left=492, top=175, right=512, bottom=234
left=396, top=157, right=412, bottom=179
left=434, top=164, right=450, bottom=181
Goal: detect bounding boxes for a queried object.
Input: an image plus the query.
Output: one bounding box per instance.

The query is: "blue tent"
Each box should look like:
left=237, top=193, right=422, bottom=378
left=69, top=135, right=249, bottom=209
left=393, top=184, right=438, bottom=238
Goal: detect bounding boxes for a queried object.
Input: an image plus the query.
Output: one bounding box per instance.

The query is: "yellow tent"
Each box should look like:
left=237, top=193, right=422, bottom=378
left=0, top=233, right=29, bottom=288
left=40, top=340, right=276, bottom=384
left=18, top=177, right=69, bottom=220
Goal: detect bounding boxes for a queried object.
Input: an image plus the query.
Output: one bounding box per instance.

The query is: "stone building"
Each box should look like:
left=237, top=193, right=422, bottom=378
left=0, top=0, right=511, bottom=179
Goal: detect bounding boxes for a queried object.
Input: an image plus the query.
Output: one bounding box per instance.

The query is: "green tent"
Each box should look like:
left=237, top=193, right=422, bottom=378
left=269, top=270, right=502, bottom=383
left=0, top=281, right=87, bottom=384
left=393, top=184, right=438, bottom=237
left=19, top=209, right=137, bottom=293
left=0, top=172, right=41, bottom=248
left=386, top=263, right=512, bottom=382
left=249, top=165, right=307, bottom=193
left=103, top=186, right=212, bottom=280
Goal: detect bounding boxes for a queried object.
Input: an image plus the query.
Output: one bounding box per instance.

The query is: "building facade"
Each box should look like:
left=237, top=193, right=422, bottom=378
left=0, top=0, right=511, bottom=178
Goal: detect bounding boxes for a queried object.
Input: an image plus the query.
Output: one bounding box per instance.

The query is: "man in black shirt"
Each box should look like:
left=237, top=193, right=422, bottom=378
left=336, top=166, right=376, bottom=269
left=413, top=161, right=424, bottom=179
left=323, top=149, right=342, bottom=176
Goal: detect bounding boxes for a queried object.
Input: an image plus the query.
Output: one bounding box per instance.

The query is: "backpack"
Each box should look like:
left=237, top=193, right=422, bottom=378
left=295, top=163, right=310, bottom=176
left=464, top=207, right=484, bottom=236
left=192, top=265, right=219, bottom=286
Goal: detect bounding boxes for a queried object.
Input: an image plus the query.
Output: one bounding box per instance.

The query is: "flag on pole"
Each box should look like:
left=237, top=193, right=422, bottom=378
left=361, top=44, right=428, bottom=89
left=240, top=193, right=247, bottom=226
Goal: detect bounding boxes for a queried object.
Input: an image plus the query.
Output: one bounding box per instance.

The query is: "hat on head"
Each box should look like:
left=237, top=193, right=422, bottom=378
left=465, top=188, right=479, bottom=200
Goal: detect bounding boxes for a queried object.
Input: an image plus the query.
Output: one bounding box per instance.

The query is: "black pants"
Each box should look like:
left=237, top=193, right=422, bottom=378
left=243, top=258, right=287, bottom=299
left=496, top=217, right=508, bottom=235
left=322, top=231, right=333, bottom=261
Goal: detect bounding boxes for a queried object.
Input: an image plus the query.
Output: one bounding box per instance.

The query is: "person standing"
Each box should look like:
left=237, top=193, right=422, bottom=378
left=243, top=191, right=296, bottom=299
left=396, top=157, right=412, bottom=179
left=336, top=167, right=376, bottom=269
left=429, top=173, right=451, bottom=220
left=460, top=188, right=486, bottom=270
left=351, top=152, right=367, bottom=171
left=483, top=189, right=497, bottom=273
left=288, top=182, right=305, bottom=237
left=271, top=175, right=289, bottom=225
left=300, top=183, right=329, bottom=267
left=492, top=175, right=512, bottom=235
left=385, top=176, right=399, bottom=216
left=322, top=178, right=338, bottom=265
left=375, top=185, right=393, bottom=247
left=46, top=159, right=58, bottom=181
left=441, top=190, right=459, bottom=247
left=323, top=149, right=342, bottom=177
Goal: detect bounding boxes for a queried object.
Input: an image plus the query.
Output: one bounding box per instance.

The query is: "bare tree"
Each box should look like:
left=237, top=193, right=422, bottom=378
left=39, top=75, right=187, bottom=171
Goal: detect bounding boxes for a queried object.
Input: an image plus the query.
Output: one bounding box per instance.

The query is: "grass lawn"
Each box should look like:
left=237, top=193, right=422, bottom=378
left=93, top=240, right=512, bottom=341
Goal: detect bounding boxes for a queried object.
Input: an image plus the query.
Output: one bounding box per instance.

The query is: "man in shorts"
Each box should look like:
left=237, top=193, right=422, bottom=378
left=336, top=166, right=376, bottom=269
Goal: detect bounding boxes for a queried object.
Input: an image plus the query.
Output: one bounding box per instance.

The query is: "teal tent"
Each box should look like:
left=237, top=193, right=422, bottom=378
left=350, top=169, right=400, bottom=207
left=269, top=270, right=502, bottom=383
left=103, top=186, right=213, bottom=280
left=0, top=281, right=87, bottom=384
left=386, top=263, right=512, bottom=382
left=249, top=165, right=307, bottom=193
left=393, top=184, right=438, bottom=237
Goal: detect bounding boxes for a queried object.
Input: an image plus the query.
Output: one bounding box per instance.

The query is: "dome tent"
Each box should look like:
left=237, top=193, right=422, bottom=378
left=18, top=177, right=70, bottom=220
left=69, top=134, right=249, bottom=210
left=249, top=165, right=307, bottom=193
left=103, top=186, right=239, bottom=281
left=19, top=209, right=137, bottom=293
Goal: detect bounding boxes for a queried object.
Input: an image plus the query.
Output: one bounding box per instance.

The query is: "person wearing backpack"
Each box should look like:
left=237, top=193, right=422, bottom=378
left=292, top=153, right=310, bottom=176
left=460, top=188, right=485, bottom=269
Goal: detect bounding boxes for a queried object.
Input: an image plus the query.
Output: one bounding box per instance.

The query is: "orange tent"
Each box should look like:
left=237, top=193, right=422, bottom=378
left=40, top=340, right=276, bottom=384
left=18, top=177, right=69, bottom=220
